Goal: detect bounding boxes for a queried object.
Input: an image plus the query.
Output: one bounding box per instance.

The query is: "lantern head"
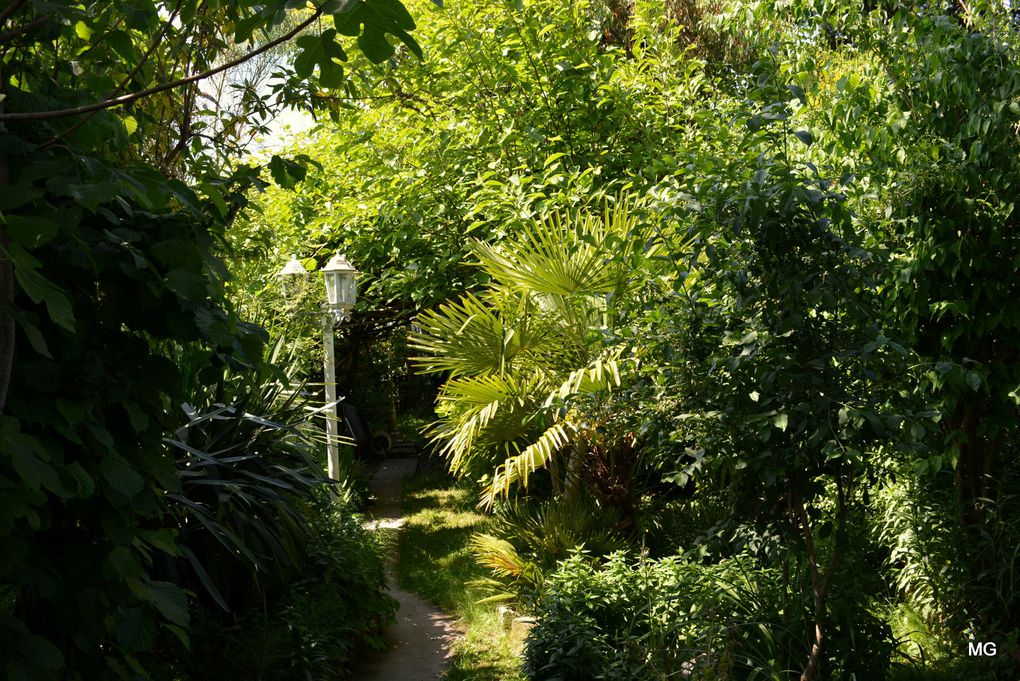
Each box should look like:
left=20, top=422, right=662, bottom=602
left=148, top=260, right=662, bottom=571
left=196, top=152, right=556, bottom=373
left=321, top=252, right=359, bottom=320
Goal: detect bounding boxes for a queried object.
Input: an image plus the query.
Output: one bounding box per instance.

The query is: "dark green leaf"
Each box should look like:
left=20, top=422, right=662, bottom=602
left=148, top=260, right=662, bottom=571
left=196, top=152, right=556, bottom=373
left=14, top=315, right=51, bottom=358
left=334, top=0, right=422, bottom=62
left=9, top=244, right=75, bottom=332
left=106, top=30, right=140, bottom=64
left=100, top=456, right=145, bottom=497
left=180, top=545, right=231, bottom=612
left=793, top=130, right=814, bottom=146
left=6, top=216, right=59, bottom=248
left=116, top=608, right=157, bottom=652
left=105, top=547, right=142, bottom=580
left=22, top=633, right=64, bottom=670
left=65, top=462, right=96, bottom=498
left=137, top=581, right=189, bottom=627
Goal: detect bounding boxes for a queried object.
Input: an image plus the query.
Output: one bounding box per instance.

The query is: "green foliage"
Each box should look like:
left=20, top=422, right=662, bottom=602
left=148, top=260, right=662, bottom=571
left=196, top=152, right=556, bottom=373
left=471, top=494, right=632, bottom=604
left=181, top=490, right=396, bottom=680
left=638, top=492, right=732, bottom=559
left=492, top=496, right=631, bottom=572
left=9, top=0, right=1020, bottom=679
left=164, top=344, right=325, bottom=611
left=526, top=550, right=895, bottom=681
left=524, top=552, right=789, bottom=680
left=0, top=0, right=419, bottom=676
left=230, top=0, right=714, bottom=334
left=873, top=474, right=965, bottom=632
left=0, top=199, right=258, bottom=678
left=411, top=200, right=655, bottom=502
left=873, top=9, right=1020, bottom=644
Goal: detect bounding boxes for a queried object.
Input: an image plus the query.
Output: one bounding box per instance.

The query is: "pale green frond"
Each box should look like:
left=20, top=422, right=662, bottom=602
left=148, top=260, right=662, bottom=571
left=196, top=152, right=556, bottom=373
left=470, top=201, right=639, bottom=296
left=427, top=373, right=546, bottom=474
left=481, top=422, right=572, bottom=507
left=543, top=351, right=624, bottom=407
left=409, top=292, right=507, bottom=376
left=426, top=374, right=509, bottom=471
left=439, top=372, right=522, bottom=406
left=469, top=533, right=528, bottom=579
left=410, top=290, right=562, bottom=377
left=425, top=402, right=498, bottom=474
left=473, top=591, right=519, bottom=605
left=468, top=533, right=543, bottom=604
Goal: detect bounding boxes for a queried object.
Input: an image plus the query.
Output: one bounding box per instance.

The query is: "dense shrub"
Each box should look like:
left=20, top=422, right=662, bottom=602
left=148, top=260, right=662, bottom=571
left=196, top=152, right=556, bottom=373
left=149, top=350, right=396, bottom=680
left=524, top=551, right=894, bottom=681
left=638, top=493, right=731, bottom=559
left=471, top=494, right=632, bottom=606
left=179, top=490, right=396, bottom=680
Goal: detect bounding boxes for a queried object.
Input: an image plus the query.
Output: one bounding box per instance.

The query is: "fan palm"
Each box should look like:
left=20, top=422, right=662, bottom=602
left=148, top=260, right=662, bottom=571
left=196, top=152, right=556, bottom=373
left=411, top=198, right=660, bottom=505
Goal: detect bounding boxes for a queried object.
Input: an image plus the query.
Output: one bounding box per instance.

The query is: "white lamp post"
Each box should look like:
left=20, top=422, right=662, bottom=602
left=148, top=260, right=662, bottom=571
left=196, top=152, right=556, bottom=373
left=319, top=252, right=359, bottom=483
left=277, top=252, right=359, bottom=484
left=277, top=254, right=307, bottom=303
left=278, top=254, right=308, bottom=277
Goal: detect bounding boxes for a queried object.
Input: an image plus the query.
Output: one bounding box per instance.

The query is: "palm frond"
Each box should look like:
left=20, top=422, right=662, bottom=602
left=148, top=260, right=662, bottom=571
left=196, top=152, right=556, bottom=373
left=410, top=291, right=508, bottom=376
left=471, top=209, right=623, bottom=296
left=470, top=533, right=530, bottom=579
left=412, top=196, right=655, bottom=490
left=543, top=351, right=623, bottom=407
left=427, top=373, right=544, bottom=473
left=468, top=532, right=543, bottom=604
left=483, top=421, right=573, bottom=507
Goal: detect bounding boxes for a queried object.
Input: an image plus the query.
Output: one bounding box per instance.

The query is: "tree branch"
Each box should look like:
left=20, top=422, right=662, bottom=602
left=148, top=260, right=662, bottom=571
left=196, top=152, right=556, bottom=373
left=0, top=0, right=28, bottom=26
left=0, top=15, right=47, bottom=45
left=0, top=8, right=322, bottom=122
left=39, top=1, right=184, bottom=150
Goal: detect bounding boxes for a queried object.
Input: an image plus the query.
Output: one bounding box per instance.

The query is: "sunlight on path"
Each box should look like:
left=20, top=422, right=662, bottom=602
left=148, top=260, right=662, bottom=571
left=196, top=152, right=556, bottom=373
left=355, top=458, right=460, bottom=681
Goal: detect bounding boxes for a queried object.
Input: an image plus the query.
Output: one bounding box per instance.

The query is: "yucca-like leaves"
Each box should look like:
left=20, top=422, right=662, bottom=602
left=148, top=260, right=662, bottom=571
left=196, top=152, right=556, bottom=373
left=165, top=338, right=326, bottom=611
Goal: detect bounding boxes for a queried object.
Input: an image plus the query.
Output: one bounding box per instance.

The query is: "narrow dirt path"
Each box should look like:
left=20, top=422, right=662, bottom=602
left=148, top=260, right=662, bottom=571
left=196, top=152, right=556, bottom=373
left=356, top=457, right=460, bottom=681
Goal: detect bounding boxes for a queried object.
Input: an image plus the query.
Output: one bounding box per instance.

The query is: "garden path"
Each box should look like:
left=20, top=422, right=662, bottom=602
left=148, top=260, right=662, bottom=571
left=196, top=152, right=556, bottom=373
left=356, top=457, right=460, bottom=681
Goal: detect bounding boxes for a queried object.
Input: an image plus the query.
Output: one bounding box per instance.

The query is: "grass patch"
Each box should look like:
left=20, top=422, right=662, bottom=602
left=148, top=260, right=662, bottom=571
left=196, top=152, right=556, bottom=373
left=397, top=471, right=526, bottom=681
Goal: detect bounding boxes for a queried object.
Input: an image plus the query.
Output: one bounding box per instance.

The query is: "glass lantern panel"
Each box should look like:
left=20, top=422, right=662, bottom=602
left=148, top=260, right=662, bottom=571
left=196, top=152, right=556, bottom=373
left=338, top=274, right=356, bottom=307
left=324, top=272, right=339, bottom=306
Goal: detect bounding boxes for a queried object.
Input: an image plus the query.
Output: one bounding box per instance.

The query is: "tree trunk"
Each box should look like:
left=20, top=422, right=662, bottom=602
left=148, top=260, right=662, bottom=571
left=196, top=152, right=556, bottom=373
left=795, top=483, right=846, bottom=681
left=0, top=91, right=14, bottom=415
left=0, top=217, right=12, bottom=415
left=564, top=441, right=583, bottom=503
